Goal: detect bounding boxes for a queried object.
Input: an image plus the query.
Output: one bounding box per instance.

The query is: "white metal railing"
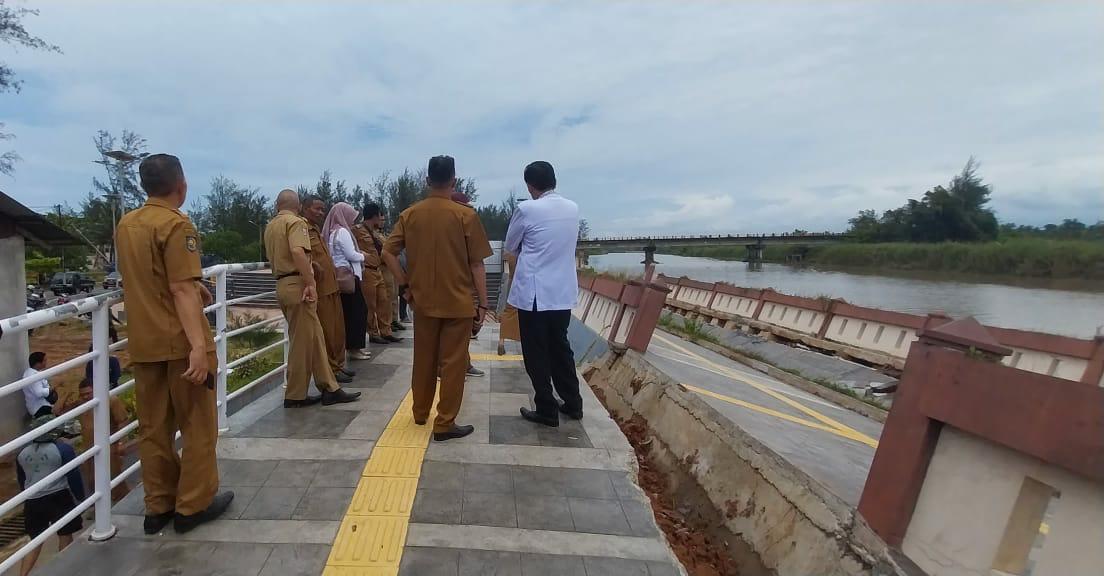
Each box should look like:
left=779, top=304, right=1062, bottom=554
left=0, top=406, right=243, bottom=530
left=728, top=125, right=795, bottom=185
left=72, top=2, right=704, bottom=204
left=0, top=261, right=287, bottom=572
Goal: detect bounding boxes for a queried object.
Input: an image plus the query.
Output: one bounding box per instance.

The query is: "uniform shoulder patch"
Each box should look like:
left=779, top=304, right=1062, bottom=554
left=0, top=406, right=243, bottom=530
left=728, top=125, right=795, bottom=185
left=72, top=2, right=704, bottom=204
left=185, top=236, right=198, bottom=252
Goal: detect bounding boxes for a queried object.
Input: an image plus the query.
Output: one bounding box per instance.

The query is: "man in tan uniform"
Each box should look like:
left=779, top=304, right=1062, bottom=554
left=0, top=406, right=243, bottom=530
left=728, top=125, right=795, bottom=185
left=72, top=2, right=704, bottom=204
left=353, top=202, right=401, bottom=345
left=300, top=195, right=353, bottom=383
left=264, top=189, right=361, bottom=408
left=115, top=154, right=232, bottom=534
left=383, top=156, right=492, bottom=441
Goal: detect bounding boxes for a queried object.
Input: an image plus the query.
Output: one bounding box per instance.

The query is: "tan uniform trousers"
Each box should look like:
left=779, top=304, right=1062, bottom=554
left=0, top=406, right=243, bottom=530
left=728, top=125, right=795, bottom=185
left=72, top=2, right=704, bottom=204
left=382, top=267, right=400, bottom=325
left=316, top=291, right=346, bottom=374
left=278, top=277, right=339, bottom=400
left=362, top=268, right=392, bottom=337
left=133, top=354, right=218, bottom=516
left=412, top=313, right=472, bottom=433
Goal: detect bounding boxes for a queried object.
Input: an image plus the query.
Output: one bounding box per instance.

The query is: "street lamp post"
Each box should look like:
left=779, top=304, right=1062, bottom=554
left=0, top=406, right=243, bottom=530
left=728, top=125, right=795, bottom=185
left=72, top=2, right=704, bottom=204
left=99, top=150, right=148, bottom=268
left=248, top=219, right=264, bottom=262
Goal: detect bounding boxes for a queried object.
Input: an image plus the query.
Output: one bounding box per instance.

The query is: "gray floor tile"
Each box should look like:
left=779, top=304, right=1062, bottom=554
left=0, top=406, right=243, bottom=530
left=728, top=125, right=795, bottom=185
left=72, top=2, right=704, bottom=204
left=420, top=461, right=465, bottom=491
left=584, top=557, right=649, bottom=576
left=520, top=553, right=586, bottom=576
left=258, top=543, right=330, bottom=576
left=489, top=415, right=541, bottom=446
left=399, top=546, right=460, bottom=576
left=462, top=491, right=518, bottom=527
left=208, top=542, right=276, bottom=576
left=569, top=497, right=633, bottom=536
left=289, top=410, right=358, bottom=439
left=513, top=465, right=566, bottom=496
left=32, top=537, right=161, bottom=576
left=347, top=364, right=398, bottom=388
left=239, top=485, right=307, bottom=520
left=538, top=420, right=593, bottom=448
left=515, top=494, right=575, bottom=531
left=340, top=410, right=391, bottom=440
left=148, top=541, right=218, bottom=573
left=265, top=460, right=321, bottom=487
left=645, top=562, right=682, bottom=576
left=219, top=459, right=279, bottom=487
left=311, top=459, right=364, bottom=488
left=609, top=472, right=647, bottom=502
left=292, top=485, right=355, bottom=520
left=223, top=485, right=262, bottom=520
left=411, top=489, right=463, bottom=524
left=561, top=468, right=616, bottom=499
left=464, top=463, right=514, bottom=493
left=621, top=500, right=661, bottom=537
left=112, top=484, right=146, bottom=515
left=459, top=550, right=522, bottom=576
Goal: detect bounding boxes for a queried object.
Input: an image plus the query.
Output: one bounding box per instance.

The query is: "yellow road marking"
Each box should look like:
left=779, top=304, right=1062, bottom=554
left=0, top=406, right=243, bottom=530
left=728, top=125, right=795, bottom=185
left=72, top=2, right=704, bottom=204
left=653, top=332, right=878, bottom=448
left=327, top=516, right=409, bottom=567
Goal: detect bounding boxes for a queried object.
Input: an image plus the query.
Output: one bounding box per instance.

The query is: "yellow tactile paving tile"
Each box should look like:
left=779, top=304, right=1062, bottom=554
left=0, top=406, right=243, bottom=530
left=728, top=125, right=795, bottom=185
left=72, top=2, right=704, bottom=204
left=322, top=567, right=397, bottom=576
left=376, top=427, right=432, bottom=448
left=327, top=516, right=409, bottom=567
left=471, top=353, right=523, bottom=361
left=361, top=447, right=426, bottom=478
left=347, top=477, right=419, bottom=516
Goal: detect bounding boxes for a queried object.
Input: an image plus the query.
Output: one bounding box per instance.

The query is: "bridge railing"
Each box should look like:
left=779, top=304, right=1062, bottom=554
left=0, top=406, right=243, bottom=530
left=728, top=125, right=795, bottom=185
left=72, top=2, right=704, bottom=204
left=0, top=261, right=284, bottom=572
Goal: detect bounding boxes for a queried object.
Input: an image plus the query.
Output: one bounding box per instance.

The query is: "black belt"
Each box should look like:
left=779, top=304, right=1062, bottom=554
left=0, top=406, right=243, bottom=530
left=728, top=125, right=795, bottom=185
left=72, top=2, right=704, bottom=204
left=276, top=272, right=300, bottom=280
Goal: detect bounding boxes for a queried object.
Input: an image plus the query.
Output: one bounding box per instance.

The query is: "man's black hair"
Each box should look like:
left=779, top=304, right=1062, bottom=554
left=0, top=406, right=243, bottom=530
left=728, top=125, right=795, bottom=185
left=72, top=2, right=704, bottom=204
left=139, top=154, right=185, bottom=197
left=524, top=161, right=556, bottom=192
left=79, top=378, right=92, bottom=389
left=303, top=194, right=325, bottom=209
left=28, top=351, right=45, bottom=366
left=363, top=201, right=383, bottom=220
left=427, top=155, right=456, bottom=187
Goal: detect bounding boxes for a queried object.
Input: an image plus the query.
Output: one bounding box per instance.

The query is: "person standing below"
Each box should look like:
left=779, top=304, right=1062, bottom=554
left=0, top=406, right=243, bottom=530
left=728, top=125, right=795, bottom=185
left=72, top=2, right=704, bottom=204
left=324, top=202, right=371, bottom=362
left=302, top=196, right=354, bottom=381
left=265, top=190, right=363, bottom=406
left=354, top=203, right=402, bottom=345
left=16, top=415, right=85, bottom=576
left=382, top=156, right=492, bottom=441
left=505, top=161, right=583, bottom=427
left=22, top=352, right=55, bottom=418
left=115, top=153, right=232, bottom=534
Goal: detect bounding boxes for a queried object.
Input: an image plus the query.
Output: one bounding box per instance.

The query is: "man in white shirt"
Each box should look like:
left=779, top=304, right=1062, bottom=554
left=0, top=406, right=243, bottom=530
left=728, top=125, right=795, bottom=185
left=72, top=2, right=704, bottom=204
left=505, top=161, right=583, bottom=427
left=23, top=351, right=55, bottom=418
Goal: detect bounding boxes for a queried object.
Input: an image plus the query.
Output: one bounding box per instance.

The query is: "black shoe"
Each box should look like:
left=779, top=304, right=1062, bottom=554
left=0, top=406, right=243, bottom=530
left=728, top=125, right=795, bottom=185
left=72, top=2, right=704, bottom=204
left=433, top=425, right=475, bottom=441
left=391, top=321, right=406, bottom=332
left=174, top=492, right=234, bottom=534
left=284, top=395, right=322, bottom=408
left=322, top=388, right=362, bottom=405
left=384, top=334, right=404, bottom=343
left=339, top=367, right=357, bottom=377
left=335, top=371, right=353, bottom=384
left=558, top=403, right=584, bottom=421
left=144, top=511, right=174, bottom=535
left=520, top=407, right=559, bottom=427
left=369, top=335, right=389, bottom=345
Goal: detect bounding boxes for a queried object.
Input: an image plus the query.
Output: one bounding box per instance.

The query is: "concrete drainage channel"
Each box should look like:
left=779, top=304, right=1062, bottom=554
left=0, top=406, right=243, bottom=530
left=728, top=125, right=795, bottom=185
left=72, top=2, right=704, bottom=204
left=581, top=348, right=918, bottom=576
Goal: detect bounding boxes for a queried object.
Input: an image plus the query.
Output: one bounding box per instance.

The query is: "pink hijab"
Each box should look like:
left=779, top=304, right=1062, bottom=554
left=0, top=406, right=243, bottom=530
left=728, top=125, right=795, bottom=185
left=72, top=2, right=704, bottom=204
left=321, top=202, right=359, bottom=244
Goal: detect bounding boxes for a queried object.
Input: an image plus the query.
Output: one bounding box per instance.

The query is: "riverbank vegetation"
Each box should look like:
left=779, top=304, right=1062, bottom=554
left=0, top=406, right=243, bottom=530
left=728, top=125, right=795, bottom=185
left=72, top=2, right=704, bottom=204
left=664, top=160, right=1104, bottom=279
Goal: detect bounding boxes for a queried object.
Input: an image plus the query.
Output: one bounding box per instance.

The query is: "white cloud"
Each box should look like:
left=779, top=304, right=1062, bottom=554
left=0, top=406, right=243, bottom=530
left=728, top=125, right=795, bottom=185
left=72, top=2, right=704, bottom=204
left=1, top=0, right=1101, bottom=233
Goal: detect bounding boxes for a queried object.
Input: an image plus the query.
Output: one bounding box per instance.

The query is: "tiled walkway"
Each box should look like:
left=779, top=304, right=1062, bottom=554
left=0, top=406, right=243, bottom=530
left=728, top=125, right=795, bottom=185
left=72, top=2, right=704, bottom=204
left=32, top=324, right=683, bottom=576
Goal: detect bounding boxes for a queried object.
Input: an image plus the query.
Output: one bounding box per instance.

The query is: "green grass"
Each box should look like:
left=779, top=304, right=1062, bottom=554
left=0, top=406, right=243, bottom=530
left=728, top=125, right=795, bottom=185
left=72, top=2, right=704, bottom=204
left=663, top=238, right=1104, bottom=279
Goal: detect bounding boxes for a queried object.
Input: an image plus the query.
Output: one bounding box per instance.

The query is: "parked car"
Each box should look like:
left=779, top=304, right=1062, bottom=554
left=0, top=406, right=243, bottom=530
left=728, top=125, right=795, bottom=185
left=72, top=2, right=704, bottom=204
left=26, top=287, right=46, bottom=310
left=103, top=271, right=122, bottom=290
left=49, top=271, right=96, bottom=295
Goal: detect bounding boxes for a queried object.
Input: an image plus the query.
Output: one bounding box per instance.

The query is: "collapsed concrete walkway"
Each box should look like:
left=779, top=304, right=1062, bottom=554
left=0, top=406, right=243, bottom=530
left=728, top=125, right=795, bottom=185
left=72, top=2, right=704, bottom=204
left=32, top=324, right=683, bottom=576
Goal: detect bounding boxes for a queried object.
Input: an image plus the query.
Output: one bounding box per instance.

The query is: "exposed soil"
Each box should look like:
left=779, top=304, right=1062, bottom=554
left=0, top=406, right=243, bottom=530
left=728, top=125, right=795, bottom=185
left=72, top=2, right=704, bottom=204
left=590, top=384, right=771, bottom=576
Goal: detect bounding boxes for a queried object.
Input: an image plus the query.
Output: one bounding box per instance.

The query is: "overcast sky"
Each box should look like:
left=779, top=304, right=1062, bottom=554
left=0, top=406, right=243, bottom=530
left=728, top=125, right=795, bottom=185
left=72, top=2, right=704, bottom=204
left=3, top=1, right=1101, bottom=235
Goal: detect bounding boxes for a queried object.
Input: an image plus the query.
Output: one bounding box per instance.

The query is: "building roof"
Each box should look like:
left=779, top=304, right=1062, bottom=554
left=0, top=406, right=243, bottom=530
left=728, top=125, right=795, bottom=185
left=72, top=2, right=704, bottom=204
left=0, top=191, right=80, bottom=247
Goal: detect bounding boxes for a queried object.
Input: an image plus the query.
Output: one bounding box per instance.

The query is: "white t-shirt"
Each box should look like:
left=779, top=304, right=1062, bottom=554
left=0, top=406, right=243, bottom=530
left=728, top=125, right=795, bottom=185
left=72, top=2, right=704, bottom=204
left=329, top=228, right=364, bottom=280
left=22, top=367, right=51, bottom=416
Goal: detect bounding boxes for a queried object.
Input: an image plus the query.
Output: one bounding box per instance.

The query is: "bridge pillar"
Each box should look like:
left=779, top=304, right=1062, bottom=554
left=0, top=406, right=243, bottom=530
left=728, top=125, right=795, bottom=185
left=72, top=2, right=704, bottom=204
left=641, top=245, right=657, bottom=283
left=745, top=243, right=764, bottom=263
left=575, top=250, right=590, bottom=269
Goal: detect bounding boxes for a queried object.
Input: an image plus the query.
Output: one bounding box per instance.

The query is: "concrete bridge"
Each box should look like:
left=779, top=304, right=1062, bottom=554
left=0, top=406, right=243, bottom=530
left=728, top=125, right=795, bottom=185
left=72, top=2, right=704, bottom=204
left=576, top=231, right=850, bottom=273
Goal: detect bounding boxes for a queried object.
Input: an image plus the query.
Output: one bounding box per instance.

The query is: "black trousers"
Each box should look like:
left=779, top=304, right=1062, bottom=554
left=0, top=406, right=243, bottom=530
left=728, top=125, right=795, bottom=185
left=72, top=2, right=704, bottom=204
left=518, top=307, right=581, bottom=419
left=340, top=277, right=367, bottom=350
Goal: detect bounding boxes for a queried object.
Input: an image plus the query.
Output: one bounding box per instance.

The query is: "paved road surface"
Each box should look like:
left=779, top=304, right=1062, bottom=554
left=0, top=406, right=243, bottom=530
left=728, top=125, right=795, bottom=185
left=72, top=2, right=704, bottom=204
left=644, top=330, right=882, bottom=505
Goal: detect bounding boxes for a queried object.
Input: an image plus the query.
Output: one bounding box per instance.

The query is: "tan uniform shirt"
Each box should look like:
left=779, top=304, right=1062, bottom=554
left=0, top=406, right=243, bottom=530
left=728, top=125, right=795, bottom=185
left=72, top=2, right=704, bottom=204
left=307, top=222, right=339, bottom=296
left=353, top=224, right=382, bottom=270
left=116, top=197, right=215, bottom=362
left=383, top=196, right=493, bottom=318
left=264, top=210, right=312, bottom=279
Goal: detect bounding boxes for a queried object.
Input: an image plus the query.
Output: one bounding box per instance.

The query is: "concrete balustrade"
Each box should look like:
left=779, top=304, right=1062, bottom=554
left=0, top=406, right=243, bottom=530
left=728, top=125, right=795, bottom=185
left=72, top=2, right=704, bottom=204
left=654, top=273, right=1104, bottom=386
left=573, top=273, right=670, bottom=354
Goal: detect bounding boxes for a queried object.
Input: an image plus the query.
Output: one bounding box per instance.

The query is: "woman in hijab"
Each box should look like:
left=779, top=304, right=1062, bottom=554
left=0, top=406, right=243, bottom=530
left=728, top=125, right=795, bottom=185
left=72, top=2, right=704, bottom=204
left=323, top=202, right=370, bottom=360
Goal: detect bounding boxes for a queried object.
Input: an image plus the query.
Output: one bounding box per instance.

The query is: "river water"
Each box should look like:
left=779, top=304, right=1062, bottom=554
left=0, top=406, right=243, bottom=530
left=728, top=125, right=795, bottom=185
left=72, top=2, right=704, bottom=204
left=589, top=253, right=1104, bottom=338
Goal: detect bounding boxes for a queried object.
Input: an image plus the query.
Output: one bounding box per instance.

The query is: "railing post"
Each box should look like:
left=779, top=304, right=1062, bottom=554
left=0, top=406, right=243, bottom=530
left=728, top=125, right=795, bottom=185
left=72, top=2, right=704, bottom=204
left=215, top=271, right=229, bottom=432
left=89, top=304, right=117, bottom=542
